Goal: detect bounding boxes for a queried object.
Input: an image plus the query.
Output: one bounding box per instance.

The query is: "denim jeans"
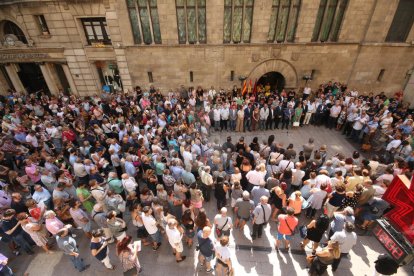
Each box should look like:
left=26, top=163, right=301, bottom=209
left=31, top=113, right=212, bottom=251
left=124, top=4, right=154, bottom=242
left=150, top=230, right=162, bottom=244
left=69, top=255, right=86, bottom=272
left=13, top=232, right=33, bottom=254
left=229, top=119, right=236, bottom=131
left=244, top=119, right=251, bottom=131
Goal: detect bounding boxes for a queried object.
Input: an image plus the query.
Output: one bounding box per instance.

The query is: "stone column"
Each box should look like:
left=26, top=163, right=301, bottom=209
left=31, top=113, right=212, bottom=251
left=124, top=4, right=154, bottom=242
left=62, top=64, right=79, bottom=96
left=250, top=0, right=273, bottom=43
left=39, top=63, right=59, bottom=95
left=4, top=64, right=25, bottom=93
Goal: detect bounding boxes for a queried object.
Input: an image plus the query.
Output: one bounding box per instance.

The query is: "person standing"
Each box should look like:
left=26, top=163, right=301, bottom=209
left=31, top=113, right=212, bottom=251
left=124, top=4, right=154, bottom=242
left=251, top=196, right=271, bottom=240
left=90, top=229, right=115, bottom=270
left=165, top=218, right=186, bottom=262
left=234, top=191, right=255, bottom=230
left=259, top=104, right=269, bottom=130
left=0, top=253, right=14, bottom=276
left=331, top=222, right=357, bottom=272
left=215, top=236, right=233, bottom=276
left=276, top=207, right=298, bottom=251
left=56, top=227, right=89, bottom=272
left=142, top=206, right=162, bottom=251
left=214, top=207, right=232, bottom=238
left=116, top=235, right=142, bottom=275
left=197, top=226, right=215, bottom=273
left=235, top=106, right=244, bottom=132
left=1, top=209, right=34, bottom=255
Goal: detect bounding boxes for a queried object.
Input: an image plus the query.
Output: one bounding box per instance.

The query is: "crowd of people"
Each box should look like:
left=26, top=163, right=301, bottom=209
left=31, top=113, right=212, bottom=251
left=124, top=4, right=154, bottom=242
left=0, top=80, right=410, bottom=276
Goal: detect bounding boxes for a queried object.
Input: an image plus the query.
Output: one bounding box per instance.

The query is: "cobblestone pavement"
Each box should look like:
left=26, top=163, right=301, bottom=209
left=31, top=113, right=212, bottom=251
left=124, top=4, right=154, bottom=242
left=7, top=126, right=412, bottom=276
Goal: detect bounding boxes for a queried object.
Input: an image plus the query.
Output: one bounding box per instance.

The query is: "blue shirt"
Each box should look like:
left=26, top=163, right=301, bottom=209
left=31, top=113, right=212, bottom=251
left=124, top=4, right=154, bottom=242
left=181, top=171, right=195, bottom=186
left=124, top=161, right=136, bottom=177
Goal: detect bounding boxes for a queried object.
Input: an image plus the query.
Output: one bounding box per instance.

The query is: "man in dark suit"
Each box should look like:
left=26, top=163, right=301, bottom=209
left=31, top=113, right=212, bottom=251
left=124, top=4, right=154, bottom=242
left=281, top=105, right=293, bottom=130
left=266, top=106, right=275, bottom=130
left=244, top=104, right=252, bottom=132
left=274, top=102, right=283, bottom=129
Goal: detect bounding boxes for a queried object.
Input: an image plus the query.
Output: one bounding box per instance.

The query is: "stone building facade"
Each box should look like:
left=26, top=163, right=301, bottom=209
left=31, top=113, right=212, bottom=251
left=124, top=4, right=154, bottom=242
left=0, top=0, right=413, bottom=97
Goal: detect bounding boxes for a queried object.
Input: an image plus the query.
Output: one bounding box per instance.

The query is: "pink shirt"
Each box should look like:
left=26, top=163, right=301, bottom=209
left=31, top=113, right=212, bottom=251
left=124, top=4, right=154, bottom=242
left=46, top=217, right=64, bottom=235
left=25, top=164, right=41, bottom=183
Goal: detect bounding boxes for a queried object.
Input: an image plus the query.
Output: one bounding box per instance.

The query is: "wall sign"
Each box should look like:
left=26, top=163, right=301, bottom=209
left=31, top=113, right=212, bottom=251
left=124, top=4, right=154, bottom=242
left=0, top=53, right=49, bottom=61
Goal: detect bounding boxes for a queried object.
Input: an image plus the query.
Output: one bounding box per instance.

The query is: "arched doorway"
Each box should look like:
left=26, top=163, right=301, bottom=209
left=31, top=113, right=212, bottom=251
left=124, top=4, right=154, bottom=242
left=248, top=59, right=298, bottom=89
left=257, top=71, right=285, bottom=93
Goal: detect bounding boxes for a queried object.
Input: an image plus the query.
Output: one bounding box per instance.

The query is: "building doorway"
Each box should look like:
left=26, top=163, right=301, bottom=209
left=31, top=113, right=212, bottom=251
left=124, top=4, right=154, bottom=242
left=17, top=63, right=49, bottom=94
left=257, top=71, right=285, bottom=94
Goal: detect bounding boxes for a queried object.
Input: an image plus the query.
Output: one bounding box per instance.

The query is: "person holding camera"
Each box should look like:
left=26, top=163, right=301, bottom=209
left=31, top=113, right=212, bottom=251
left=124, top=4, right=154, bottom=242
left=90, top=229, right=115, bottom=270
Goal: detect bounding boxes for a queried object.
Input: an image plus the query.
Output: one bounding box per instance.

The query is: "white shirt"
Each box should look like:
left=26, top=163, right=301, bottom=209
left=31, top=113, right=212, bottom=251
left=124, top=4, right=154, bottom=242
left=142, top=214, right=158, bottom=234
left=307, top=102, right=316, bottom=113
left=260, top=108, right=269, bottom=120
left=122, top=177, right=137, bottom=193
left=220, top=108, right=229, bottom=120
left=32, top=188, right=51, bottom=204
left=353, top=115, right=369, bottom=130
left=215, top=245, right=231, bottom=261
left=182, top=150, right=193, bottom=165
left=331, top=230, right=357, bottom=254
left=386, top=139, right=401, bottom=151
left=278, top=160, right=294, bottom=172
left=26, top=134, right=38, bottom=147
left=166, top=227, right=182, bottom=247
left=246, top=170, right=264, bottom=186
left=292, top=169, right=305, bottom=186
left=213, top=109, right=221, bottom=121
left=304, top=87, right=311, bottom=95
left=330, top=105, right=341, bottom=117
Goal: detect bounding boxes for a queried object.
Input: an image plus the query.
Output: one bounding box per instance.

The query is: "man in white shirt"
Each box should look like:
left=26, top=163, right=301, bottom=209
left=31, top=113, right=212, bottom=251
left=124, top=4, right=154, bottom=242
left=351, top=110, right=369, bottom=142
left=278, top=158, right=294, bottom=173
left=25, top=130, right=39, bottom=148
left=220, top=105, right=230, bottom=131
left=386, top=135, right=401, bottom=152
left=246, top=166, right=265, bottom=191
left=199, top=165, right=213, bottom=202
left=213, top=106, right=221, bottom=131
left=331, top=222, right=357, bottom=271
left=291, top=162, right=305, bottom=191
left=303, top=100, right=316, bottom=125
left=32, top=184, right=52, bottom=209
left=208, top=86, right=216, bottom=99
left=329, top=101, right=342, bottom=129
left=303, top=86, right=311, bottom=100
left=214, top=207, right=233, bottom=237
left=259, top=104, right=269, bottom=131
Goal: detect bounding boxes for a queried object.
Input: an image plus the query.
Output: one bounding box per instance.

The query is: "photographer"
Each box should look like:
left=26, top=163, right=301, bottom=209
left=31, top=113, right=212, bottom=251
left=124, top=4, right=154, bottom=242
left=90, top=229, right=115, bottom=270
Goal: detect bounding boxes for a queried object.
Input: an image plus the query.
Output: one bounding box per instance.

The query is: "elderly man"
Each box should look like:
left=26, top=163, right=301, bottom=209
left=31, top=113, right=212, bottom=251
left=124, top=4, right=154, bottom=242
left=234, top=191, right=255, bottom=229
left=251, top=180, right=270, bottom=206
left=251, top=196, right=271, bottom=240
left=197, top=226, right=215, bottom=273
left=124, top=155, right=137, bottom=178
left=246, top=166, right=265, bottom=192
left=107, top=172, right=124, bottom=198
left=199, top=165, right=214, bottom=202
left=214, top=207, right=233, bottom=237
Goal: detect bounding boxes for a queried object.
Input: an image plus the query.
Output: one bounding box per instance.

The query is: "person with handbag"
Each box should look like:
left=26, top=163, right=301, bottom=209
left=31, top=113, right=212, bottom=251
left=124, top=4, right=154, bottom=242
left=90, top=229, right=115, bottom=270
left=251, top=196, right=271, bottom=240
left=215, top=235, right=233, bottom=276
left=276, top=207, right=298, bottom=251
left=214, top=207, right=232, bottom=238
left=300, top=214, right=330, bottom=254
left=197, top=226, right=215, bottom=273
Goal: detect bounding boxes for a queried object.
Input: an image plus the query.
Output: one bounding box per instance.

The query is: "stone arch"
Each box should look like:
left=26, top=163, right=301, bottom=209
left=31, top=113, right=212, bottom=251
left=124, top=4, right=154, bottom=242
left=0, top=18, right=29, bottom=44
left=247, top=59, right=298, bottom=89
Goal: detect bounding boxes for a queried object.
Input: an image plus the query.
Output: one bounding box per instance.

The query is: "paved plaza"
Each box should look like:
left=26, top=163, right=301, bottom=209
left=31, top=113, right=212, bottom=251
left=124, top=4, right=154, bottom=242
left=6, top=126, right=412, bottom=276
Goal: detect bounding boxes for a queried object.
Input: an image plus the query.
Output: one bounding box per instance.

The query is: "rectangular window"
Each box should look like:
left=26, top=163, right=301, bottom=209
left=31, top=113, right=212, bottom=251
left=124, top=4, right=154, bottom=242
left=312, top=0, right=348, bottom=42
left=81, top=18, right=111, bottom=45
left=231, top=70, right=235, bottom=81
left=176, top=0, right=206, bottom=44
left=126, top=0, right=162, bottom=45
left=223, top=0, right=254, bottom=43
left=268, top=0, right=301, bottom=43
left=385, top=0, right=414, bottom=42
left=35, top=15, right=50, bottom=35
left=148, top=71, right=153, bottom=83
left=377, top=69, right=385, bottom=82
left=190, top=71, right=193, bottom=82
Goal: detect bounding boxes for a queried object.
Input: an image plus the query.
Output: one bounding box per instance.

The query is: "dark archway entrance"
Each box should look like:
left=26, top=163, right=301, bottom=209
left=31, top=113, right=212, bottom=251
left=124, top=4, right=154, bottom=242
left=257, top=71, right=285, bottom=93
left=17, top=63, right=49, bottom=94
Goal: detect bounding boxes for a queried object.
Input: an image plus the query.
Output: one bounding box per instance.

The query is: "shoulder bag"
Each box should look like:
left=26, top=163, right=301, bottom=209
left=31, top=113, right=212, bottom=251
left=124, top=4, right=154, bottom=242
left=284, top=217, right=296, bottom=235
